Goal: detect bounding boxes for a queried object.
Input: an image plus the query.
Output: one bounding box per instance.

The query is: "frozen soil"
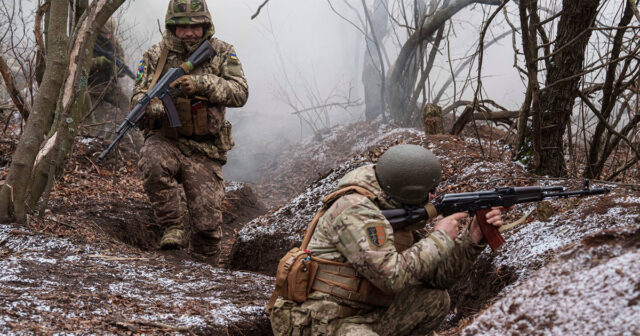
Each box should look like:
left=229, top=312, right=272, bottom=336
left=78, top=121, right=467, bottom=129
left=461, top=225, right=640, bottom=336
left=0, top=138, right=272, bottom=335
left=0, top=224, right=272, bottom=335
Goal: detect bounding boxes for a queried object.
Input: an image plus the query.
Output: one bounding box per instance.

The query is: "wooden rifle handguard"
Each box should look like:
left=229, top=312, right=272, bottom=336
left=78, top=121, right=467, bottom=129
left=475, top=208, right=505, bottom=251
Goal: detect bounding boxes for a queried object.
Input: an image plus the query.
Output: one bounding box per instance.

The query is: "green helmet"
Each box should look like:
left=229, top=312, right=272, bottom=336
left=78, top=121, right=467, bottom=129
left=375, top=144, right=442, bottom=205
left=165, top=0, right=212, bottom=28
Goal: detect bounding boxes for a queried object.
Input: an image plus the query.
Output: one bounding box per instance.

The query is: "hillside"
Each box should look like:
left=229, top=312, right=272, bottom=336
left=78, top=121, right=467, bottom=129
left=1, top=120, right=639, bottom=335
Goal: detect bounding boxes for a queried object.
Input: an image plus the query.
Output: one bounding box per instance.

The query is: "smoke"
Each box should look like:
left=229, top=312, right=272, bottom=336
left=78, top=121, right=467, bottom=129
left=119, top=0, right=364, bottom=182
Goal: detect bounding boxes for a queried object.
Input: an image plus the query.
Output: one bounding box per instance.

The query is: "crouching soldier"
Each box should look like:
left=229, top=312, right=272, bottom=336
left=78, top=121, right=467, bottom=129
left=267, top=144, right=505, bottom=335
left=131, top=0, right=248, bottom=263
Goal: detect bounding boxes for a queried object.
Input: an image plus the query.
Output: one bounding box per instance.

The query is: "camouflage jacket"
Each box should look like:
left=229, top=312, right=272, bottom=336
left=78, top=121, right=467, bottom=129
left=132, top=27, right=248, bottom=163
left=307, top=165, right=486, bottom=296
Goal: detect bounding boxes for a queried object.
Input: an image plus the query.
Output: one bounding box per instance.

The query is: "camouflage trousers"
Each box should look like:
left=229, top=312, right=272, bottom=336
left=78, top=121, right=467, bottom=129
left=138, top=133, right=225, bottom=257
left=270, top=286, right=450, bottom=336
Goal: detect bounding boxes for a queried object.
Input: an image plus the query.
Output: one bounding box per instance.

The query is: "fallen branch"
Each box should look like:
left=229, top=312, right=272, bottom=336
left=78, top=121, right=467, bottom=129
left=43, top=216, right=77, bottom=229
left=136, top=320, right=196, bottom=335
left=84, top=155, right=102, bottom=175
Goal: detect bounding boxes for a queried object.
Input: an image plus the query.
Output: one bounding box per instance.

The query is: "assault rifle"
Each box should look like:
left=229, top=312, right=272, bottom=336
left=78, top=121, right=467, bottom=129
left=381, top=181, right=610, bottom=251
left=97, top=41, right=216, bottom=162
left=93, top=43, right=136, bottom=80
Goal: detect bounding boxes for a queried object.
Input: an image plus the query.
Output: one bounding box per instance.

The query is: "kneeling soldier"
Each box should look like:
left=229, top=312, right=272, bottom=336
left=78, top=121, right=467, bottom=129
left=268, top=144, right=505, bottom=335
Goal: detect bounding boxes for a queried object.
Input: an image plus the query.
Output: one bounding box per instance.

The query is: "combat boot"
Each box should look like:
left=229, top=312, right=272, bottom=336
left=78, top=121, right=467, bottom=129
left=190, top=236, right=221, bottom=266
left=160, top=226, right=186, bottom=250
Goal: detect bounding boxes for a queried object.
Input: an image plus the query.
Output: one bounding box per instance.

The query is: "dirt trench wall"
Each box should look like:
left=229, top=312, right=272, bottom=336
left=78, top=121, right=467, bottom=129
left=229, top=162, right=367, bottom=275
left=461, top=226, right=640, bottom=335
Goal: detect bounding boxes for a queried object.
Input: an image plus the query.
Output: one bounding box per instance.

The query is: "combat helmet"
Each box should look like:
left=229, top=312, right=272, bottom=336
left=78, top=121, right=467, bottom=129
left=375, top=144, right=442, bottom=205
left=165, top=0, right=212, bottom=28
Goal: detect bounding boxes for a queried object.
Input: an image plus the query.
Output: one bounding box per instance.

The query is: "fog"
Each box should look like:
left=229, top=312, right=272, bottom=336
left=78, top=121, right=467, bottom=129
left=116, top=1, right=529, bottom=182
left=4, top=0, right=529, bottom=182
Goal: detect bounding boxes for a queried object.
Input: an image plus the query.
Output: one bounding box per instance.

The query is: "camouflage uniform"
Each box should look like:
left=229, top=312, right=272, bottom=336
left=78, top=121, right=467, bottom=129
left=86, top=20, right=130, bottom=139
left=133, top=0, right=248, bottom=259
left=269, top=165, right=486, bottom=335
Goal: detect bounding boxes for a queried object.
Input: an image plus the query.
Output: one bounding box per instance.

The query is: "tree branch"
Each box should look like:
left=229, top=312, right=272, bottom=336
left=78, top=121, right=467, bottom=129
left=0, top=50, right=30, bottom=120
left=251, top=0, right=271, bottom=20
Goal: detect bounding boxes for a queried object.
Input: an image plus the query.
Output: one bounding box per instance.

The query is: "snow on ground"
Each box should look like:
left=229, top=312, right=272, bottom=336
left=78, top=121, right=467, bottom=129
left=494, top=189, right=640, bottom=288
left=463, top=226, right=640, bottom=336
left=238, top=160, right=366, bottom=243
left=0, top=224, right=272, bottom=334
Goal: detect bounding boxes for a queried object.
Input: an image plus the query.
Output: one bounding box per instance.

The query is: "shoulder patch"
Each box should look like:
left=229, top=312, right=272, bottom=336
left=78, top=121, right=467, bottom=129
left=366, top=224, right=387, bottom=248
left=229, top=53, right=238, bottom=61
left=136, top=60, right=144, bottom=82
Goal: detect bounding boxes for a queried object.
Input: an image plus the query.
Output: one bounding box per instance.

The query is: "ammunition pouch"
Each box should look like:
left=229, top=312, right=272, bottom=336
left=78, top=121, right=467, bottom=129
left=266, top=186, right=396, bottom=313
left=272, top=248, right=318, bottom=304
left=160, top=97, right=234, bottom=155
left=161, top=97, right=209, bottom=138
left=311, top=258, right=393, bottom=307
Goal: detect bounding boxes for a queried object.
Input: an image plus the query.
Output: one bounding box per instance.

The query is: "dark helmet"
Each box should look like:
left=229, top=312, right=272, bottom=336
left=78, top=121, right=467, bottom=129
left=375, top=144, right=442, bottom=205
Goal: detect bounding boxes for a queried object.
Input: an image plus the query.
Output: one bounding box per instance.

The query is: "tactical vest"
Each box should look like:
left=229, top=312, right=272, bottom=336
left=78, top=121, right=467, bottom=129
left=148, top=46, right=232, bottom=143
left=266, top=186, right=415, bottom=313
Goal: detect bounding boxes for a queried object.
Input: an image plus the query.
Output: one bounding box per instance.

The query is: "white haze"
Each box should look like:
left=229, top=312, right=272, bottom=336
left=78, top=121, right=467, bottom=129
left=117, top=1, right=529, bottom=182
left=5, top=1, right=529, bottom=181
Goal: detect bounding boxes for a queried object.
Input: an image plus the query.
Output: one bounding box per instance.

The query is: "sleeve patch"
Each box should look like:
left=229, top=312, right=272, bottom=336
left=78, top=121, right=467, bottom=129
left=366, top=225, right=387, bottom=248
left=136, top=60, right=144, bottom=82
left=229, top=53, right=238, bottom=60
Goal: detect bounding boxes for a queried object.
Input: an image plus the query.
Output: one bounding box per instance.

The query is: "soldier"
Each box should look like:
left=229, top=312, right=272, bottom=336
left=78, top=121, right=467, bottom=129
left=86, top=18, right=130, bottom=139
left=131, top=0, right=248, bottom=262
left=268, top=144, right=506, bottom=335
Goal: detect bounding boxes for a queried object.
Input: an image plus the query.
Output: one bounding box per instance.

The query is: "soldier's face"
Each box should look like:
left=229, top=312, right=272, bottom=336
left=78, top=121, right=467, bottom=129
left=175, top=25, right=204, bottom=43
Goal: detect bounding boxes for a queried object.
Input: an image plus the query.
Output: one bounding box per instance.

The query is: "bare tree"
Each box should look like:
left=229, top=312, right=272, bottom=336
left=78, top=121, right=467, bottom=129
left=0, top=0, right=125, bottom=223
left=514, top=0, right=640, bottom=178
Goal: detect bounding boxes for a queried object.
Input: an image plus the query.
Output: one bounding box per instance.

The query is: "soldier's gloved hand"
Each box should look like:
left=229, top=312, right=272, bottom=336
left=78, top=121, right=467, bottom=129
left=145, top=98, right=165, bottom=120
left=92, top=56, right=112, bottom=70
left=170, top=75, right=197, bottom=96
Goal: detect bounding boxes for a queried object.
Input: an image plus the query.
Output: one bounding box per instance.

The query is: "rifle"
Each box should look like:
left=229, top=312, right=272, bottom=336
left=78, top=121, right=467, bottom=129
left=381, top=180, right=610, bottom=251
left=96, top=41, right=216, bottom=162
left=93, top=43, right=136, bottom=80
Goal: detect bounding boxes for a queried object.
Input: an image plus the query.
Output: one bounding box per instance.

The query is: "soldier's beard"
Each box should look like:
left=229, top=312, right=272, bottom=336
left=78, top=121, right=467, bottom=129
left=184, top=38, right=205, bottom=53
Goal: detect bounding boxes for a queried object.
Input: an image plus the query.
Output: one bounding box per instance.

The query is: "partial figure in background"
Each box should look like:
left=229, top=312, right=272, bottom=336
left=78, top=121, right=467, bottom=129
left=86, top=18, right=131, bottom=141
left=131, top=0, right=248, bottom=264
left=268, top=144, right=506, bottom=336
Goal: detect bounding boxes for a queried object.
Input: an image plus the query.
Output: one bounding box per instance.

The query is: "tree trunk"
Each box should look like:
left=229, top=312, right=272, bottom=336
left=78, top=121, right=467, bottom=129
left=584, top=0, right=633, bottom=179
left=0, top=51, right=30, bottom=120
left=362, top=0, right=389, bottom=120
left=534, top=0, right=599, bottom=177
left=28, top=0, right=124, bottom=210
left=387, top=0, right=501, bottom=125
left=0, top=0, right=69, bottom=223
